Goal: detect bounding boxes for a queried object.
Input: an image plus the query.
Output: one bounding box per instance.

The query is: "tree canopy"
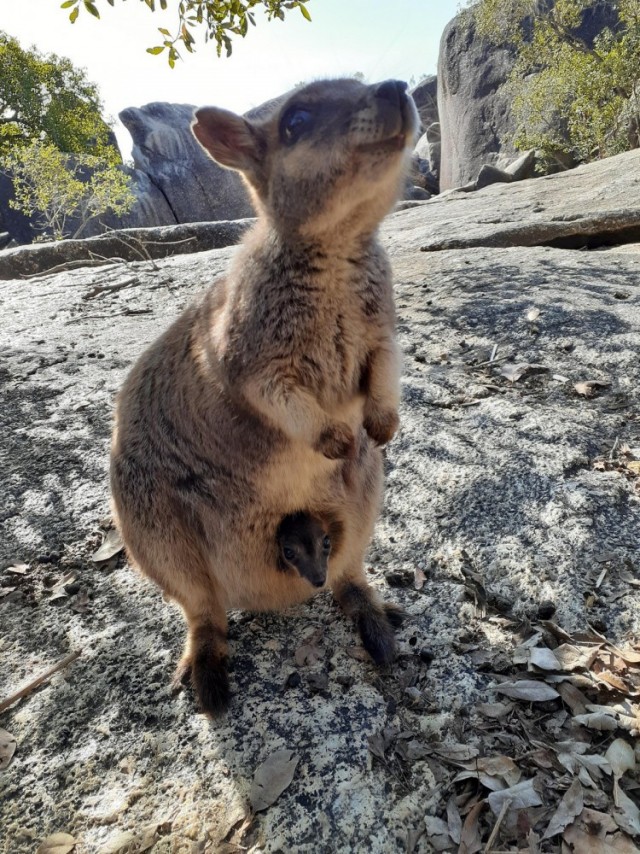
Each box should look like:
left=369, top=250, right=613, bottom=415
left=0, top=32, right=117, bottom=160
left=5, top=141, right=135, bottom=240
left=468, top=0, right=640, bottom=165
left=61, top=0, right=311, bottom=65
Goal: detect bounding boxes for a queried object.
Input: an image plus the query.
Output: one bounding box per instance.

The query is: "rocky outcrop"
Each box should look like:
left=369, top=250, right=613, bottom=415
left=119, top=102, right=253, bottom=225
left=392, top=148, right=640, bottom=251
left=0, top=103, right=255, bottom=246
left=0, top=220, right=251, bottom=280
left=2, top=148, right=640, bottom=853
left=437, top=12, right=517, bottom=192
left=409, top=75, right=438, bottom=132
left=437, top=4, right=620, bottom=191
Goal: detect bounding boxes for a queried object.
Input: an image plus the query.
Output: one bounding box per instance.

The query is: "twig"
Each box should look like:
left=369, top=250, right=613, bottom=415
left=610, top=436, right=620, bottom=461
left=474, top=354, right=510, bottom=368
left=0, top=649, right=81, bottom=714
left=489, top=343, right=498, bottom=363
left=22, top=258, right=123, bottom=279
left=82, top=277, right=137, bottom=300
left=484, top=797, right=511, bottom=853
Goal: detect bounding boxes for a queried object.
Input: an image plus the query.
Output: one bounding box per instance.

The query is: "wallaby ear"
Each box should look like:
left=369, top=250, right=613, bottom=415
left=192, top=106, right=261, bottom=172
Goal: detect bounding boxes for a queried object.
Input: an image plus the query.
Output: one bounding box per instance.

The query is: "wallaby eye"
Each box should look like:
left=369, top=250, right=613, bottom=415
left=283, top=546, right=296, bottom=562
left=281, top=108, right=314, bottom=145
left=322, top=535, right=331, bottom=551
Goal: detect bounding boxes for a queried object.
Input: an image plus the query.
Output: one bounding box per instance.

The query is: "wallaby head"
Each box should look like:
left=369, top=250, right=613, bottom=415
left=192, top=78, right=418, bottom=242
left=276, top=512, right=331, bottom=589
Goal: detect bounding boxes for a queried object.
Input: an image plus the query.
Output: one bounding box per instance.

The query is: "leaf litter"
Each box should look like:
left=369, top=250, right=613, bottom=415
left=393, top=619, right=640, bottom=852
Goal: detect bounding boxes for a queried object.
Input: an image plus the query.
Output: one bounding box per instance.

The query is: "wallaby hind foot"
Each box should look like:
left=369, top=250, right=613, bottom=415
left=335, top=581, right=403, bottom=666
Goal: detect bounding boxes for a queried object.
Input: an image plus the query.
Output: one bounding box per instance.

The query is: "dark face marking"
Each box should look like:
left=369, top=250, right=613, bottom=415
left=276, top=512, right=330, bottom=588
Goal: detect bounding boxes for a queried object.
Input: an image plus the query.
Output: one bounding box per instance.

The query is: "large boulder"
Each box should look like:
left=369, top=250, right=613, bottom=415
left=119, top=102, right=253, bottom=225
left=409, top=74, right=438, bottom=132
left=437, top=4, right=620, bottom=190
left=437, top=13, right=517, bottom=191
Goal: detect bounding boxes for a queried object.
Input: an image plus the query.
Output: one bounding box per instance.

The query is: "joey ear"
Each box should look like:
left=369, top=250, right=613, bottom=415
left=192, top=106, right=262, bottom=172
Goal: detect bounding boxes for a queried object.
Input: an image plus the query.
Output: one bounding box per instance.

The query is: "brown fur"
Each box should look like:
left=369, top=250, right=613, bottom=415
left=110, top=78, right=417, bottom=715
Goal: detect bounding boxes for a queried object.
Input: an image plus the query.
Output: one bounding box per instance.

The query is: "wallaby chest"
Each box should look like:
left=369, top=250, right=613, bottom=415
left=220, top=241, right=390, bottom=406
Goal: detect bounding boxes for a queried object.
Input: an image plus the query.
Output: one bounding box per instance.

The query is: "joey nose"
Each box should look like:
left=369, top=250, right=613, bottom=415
left=375, top=80, right=408, bottom=106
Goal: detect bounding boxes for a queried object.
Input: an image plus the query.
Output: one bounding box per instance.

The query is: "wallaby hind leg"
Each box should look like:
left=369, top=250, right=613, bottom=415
left=172, top=592, right=230, bottom=717
left=334, top=576, right=404, bottom=666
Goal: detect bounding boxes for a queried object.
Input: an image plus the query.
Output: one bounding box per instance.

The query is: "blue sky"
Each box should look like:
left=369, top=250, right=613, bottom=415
left=0, top=0, right=462, bottom=157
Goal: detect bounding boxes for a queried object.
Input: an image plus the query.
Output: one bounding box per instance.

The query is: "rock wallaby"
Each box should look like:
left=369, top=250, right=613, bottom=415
left=110, top=77, right=418, bottom=716
left=276, top=512, right=335, bottom=589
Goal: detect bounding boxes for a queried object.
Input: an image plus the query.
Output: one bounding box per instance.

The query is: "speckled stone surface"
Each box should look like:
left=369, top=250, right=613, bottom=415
left=1, top=153, right=639, bottom=852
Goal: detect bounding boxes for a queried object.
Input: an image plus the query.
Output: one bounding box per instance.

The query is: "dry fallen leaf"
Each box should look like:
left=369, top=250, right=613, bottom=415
left=494, top=679, right=560, bottom=702
left=557, top=681, right=589, bottom=715
left=414, top=565, right=427, bottom=590
left=0, top=728, right=17, bottom=771
left=476, top=701, right=513, bottom=719
left=606, top=739, right=636, bottom=779
left=446, top=795, right=462, bottom=846
left=543, top=779, right=584, bottom=839
left=433, top=744, right=479, bottom=763
left=346, top=646, right=371, bottom=662
left=528, top=646, right=561, bottom=671
left=554, top=643, right=600, bottom=672
left=572, top=712, right=618, bottom=731
left=526, top=308, right=541, bottom=322
left=613, top=783, right=640, bottom=837
left=563, top=808, right=639, bottom=854
left=574, top=380, right=610, bottom=398
left=499, top=362, right=546, bottom=383
left=36, top=833, right=76, bottom=854
left=423, top=815, right=451, bottom=852
left=294, top=627, right=324, bottom=667
left=457, top=755, right=521, bottom=790
left=6, top=563, right=29, bottom=575
left=91, top=529, right=124, bottom=563
left=250, top=749, right=299, bottom=812
left=487, top=778, right=542, bottom=816
left=97, top=823, right=170, bottom=854
left=458, top=799, right=485, bottom=854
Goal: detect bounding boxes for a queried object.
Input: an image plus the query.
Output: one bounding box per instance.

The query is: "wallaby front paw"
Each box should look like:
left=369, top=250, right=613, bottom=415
left=363, top=407, right=399, bottom=446
left=315, top=422, right=356, bottom=460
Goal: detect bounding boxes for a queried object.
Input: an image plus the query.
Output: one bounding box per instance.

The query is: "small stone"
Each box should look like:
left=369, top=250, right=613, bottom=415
left=285, top=671, right=301, bottom=689
left=64, top=582, right=81, bottom=595
left=307, top=672, right=329, bottom=693
left=537, top=600, right=556, bottom=619
left=384, top=570, right=413, bottom=588
left=419, top=648, right=434, bottom=666
left=335, top=673, right=354, bottom=689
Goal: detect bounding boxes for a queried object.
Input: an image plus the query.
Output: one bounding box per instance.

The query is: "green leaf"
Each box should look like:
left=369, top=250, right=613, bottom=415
left=60, top=1, right=78, bottom=9
left=298, top=3, right=311, bottom=22
left=69, top=6, right=79, bottom=22
left=146, top=45, right=165, bottom=55
left=83, top=0, right=100, bottom=18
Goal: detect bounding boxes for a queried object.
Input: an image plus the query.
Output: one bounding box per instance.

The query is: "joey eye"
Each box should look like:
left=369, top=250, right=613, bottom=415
left=281, top=108, right=314, bottom=145
left=322, top=535, right=331, bottom=552
left=283, top=546, right=296, bottom=562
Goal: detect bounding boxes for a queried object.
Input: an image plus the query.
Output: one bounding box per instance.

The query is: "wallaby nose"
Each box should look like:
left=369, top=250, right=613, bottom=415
left=312, top=577, right=325, bottom=588
left=375, top=80, right=408, bottom=106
